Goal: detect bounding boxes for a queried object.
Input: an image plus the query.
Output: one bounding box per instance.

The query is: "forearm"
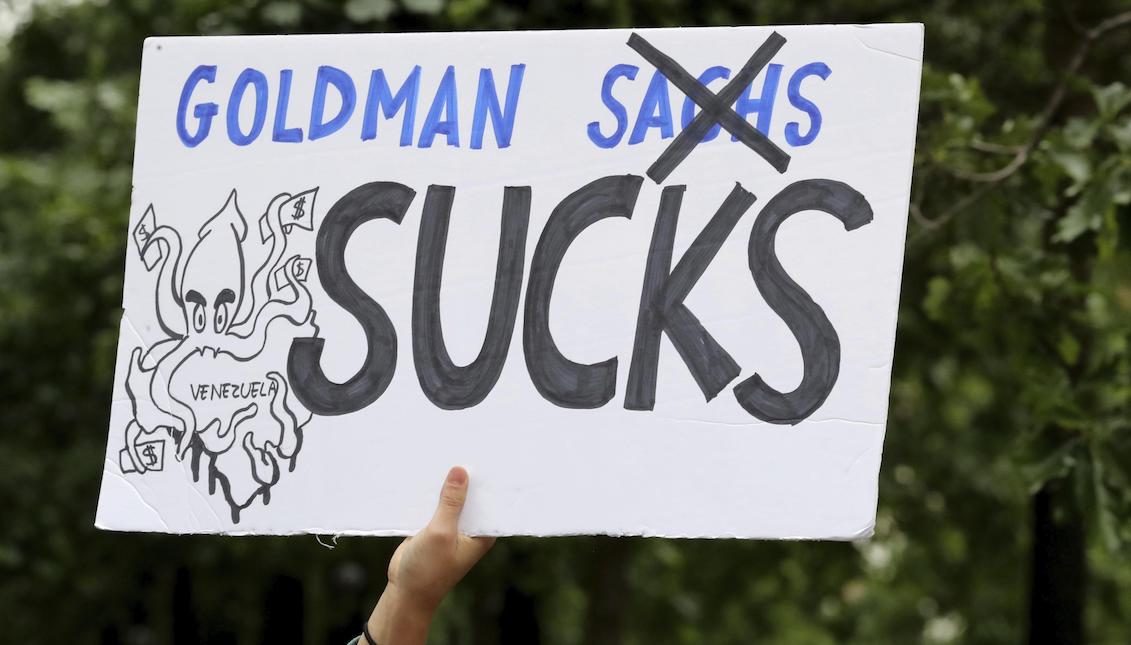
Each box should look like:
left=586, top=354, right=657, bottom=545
left=365, top=583, right=435, bottom=645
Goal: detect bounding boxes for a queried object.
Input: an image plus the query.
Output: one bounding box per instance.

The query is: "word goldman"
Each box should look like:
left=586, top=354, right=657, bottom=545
left=285, top=176, right=873, bottom=425
left=176, top=64, right=526, bottom=149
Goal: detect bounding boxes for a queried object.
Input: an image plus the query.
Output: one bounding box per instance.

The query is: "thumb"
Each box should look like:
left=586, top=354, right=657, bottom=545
left=430, top=466, right=469, bottom=533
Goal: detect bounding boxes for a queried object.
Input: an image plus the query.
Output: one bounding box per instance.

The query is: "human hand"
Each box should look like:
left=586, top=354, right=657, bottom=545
left=363, top=466, right=495, bottom=645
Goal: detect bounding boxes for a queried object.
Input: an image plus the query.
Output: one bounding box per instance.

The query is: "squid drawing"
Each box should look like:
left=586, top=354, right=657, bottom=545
left=122, top=188, right=320, bottom=523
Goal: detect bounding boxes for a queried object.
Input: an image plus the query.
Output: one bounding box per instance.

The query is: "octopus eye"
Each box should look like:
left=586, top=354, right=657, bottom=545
left=191, top=303, right=206, bottom=333
left=214, top=302, right=230, bottom=333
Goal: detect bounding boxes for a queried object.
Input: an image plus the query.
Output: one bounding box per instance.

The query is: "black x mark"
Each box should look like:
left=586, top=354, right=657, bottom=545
left=627, top=32, right=792, bottom=183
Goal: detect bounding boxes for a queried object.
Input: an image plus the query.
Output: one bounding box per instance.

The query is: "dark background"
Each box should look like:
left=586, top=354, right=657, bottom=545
left=2, top=1, right=1130, bottom=643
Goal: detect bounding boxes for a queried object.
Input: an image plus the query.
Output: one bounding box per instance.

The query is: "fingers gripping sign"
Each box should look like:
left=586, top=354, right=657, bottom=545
left=364, top=467, right=495, bottom=645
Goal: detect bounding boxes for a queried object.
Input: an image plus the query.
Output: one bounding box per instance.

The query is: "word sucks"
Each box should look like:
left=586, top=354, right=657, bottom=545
left=286, top=175, right=873, bottom=425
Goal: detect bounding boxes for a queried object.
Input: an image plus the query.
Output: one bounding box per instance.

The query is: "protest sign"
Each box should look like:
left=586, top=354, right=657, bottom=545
left=96, top=24, right=923, bottom=538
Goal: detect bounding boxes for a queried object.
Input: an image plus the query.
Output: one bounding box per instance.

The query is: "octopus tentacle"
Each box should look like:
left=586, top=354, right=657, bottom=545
left=266, top=372, right=301, bottom=459
left=123, top=420, right=149, bottom=474
left=196, top=402, right=257, bottom=456
left=156, top=342, right=213, bottom=458
left=243, top=433, right=280, bottom=487
left=236, top=194, right=291, bottom=328
left=224, top=258, right=314, bottom=358
left=125, top=342, right=197, bottom=471
left=126, top=345, right=186, bottom=435
left=141, top=227, right=186, bottom=339
left=140, top=337, right=183, bottom=370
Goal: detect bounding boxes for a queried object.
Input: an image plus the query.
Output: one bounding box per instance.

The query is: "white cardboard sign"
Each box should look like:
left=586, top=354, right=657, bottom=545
left=96, top=24, right=923, bottom=538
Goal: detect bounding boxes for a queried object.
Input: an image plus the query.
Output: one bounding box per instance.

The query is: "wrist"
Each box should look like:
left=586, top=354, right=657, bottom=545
left=367, top=583, right=435, bottom=645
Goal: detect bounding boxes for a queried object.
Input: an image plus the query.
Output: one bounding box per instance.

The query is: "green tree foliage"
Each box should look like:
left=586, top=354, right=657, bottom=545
left=1, top=1, right=1129, bottom=643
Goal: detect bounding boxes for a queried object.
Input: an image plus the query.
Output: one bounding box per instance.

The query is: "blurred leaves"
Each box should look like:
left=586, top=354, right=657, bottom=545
left=344, top=0, right=396, bottom=23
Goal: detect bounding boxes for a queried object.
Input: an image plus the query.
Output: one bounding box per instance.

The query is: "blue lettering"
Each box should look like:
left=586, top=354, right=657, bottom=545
left=362, top=66, right=421, bottom=146
left=177, top=65, right=218, bottom=147
left=587, top=64, right=638, bottom=149
left=272, top=69, right=303, bottom=143
left=680, top=66, right=730, bottom=143
left=470, top=64, right=526, bottom=150
left=733, top=63, right=783, bottom=140
left=785, top=62, right=830, bottom=147
left=418, top=66, right=459, bottom=148
left=226, top=68, right=268, bottom=146
left=309, top=66, right=357, bottom=141
left=628, top=70, right=674, bottom=145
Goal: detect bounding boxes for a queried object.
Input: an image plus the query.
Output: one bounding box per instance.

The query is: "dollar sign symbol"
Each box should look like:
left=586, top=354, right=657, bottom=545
left=142, top=444, right=157, bottom=467
left=292, top=195, right=306, bottom=221
left=137, top=224, right=150, bottom=241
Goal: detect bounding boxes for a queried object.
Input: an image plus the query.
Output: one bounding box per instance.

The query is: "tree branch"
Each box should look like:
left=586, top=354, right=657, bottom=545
left=969, top=139, right=1024, bottom=155
left=955, top=10, right=1131, bottom=183
left=912, top=10, right=1131, bottom=231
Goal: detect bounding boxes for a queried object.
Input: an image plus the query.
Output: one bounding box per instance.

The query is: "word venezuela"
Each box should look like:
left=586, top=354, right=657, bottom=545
left=286, top=175, right=873, bottom=425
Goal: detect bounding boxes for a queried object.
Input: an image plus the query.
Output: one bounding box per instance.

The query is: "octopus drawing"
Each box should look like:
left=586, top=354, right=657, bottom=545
left=121, top=188, right=320, bottom=522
